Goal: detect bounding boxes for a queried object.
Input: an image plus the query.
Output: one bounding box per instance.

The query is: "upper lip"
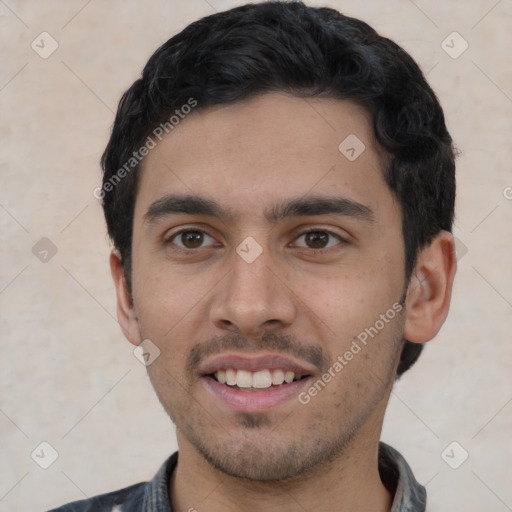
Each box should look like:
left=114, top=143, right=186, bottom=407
left=199, top=352, right=316, bottom=376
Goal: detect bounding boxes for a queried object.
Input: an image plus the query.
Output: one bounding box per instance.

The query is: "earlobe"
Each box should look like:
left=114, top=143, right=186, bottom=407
left=109, top=250, right=142, bottom=346
left=403, top=231, right=457, bottom=344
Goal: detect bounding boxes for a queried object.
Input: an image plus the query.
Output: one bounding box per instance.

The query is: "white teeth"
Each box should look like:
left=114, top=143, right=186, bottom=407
left=214, top=368, right=300, bottom=388
left=216, top=369, right=226, bottom=384
left=253, top=370, right=272, bottom=389
left=225, top=368, right=237, bottom=386
left=236, top=370, right=253, bottom=388
left=272, top=369, right=285, bottom=385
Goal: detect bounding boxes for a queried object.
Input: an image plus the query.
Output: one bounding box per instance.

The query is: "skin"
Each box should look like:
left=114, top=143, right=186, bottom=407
left=111, top=93, right=457, bottom=512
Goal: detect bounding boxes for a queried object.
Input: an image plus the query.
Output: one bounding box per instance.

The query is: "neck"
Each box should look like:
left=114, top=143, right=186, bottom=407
left=170, top=418, right=393, bottom=512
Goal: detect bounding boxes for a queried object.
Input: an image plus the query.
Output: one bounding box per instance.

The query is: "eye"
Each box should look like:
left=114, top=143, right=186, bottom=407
left=292, top=229, right=345, bottom=251
left=165, top=229, right=217, bottom=250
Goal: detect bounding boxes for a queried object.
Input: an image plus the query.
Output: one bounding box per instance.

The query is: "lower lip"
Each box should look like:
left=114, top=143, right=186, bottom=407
left=202, top=376, right=309, bottom=413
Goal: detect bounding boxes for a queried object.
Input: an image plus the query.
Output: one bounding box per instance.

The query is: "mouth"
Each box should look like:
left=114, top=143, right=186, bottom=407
left=199, top=353, right=314, bottom=412
left=208, top=368, right=310, bottom=391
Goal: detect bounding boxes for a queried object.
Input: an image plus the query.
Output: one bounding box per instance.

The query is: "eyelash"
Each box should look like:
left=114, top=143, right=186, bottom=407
left=164, top=227, right=346, bottom=253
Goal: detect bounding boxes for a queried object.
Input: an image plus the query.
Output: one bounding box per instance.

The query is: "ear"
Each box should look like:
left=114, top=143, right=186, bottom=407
left=403, top=231, right=457, bottom=344
left=110, top=250, right=142, bottom=346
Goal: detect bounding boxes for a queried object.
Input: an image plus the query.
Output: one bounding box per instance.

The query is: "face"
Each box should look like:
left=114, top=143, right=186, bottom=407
left=125, top=93, right=410, bottom=480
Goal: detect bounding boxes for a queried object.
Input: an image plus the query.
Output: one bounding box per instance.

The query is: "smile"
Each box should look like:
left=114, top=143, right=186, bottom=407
left=212, top=368, right=308, bottom=390
left=200, top=353, right=314, bottom=412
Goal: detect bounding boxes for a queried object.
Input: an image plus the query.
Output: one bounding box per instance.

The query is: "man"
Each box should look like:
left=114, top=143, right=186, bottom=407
left=53, top=2, right=457, bottom=511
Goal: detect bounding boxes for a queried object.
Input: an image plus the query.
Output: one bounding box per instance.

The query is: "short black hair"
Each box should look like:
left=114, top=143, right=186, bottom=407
left=100, top=1, right=456, bottom=378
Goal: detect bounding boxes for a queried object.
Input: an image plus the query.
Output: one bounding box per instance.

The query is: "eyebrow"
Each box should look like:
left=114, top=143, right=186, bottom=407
left=144, top=195, right=231, bottom=223
left=266, top=195, right=374, bottom=224
left=144, top=194, right=374, bottom=225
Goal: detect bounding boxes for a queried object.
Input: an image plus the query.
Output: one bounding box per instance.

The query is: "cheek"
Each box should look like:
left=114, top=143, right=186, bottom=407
left=133, top=260, right=201, bottom=328
left=145, top=358, right=191, bottom=425
left=297, top=265, right=403, bottom=334
left=132, top=275, right=196, bottom=379
left=308, top=320, right=402, bottom=416
left=296, top=268, right=405, bottom=397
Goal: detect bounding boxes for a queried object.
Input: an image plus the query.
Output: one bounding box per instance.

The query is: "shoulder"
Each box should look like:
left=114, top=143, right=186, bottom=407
left=47, top=481, right=146, bottom=511
left=47, top=452, right=178, bottom=512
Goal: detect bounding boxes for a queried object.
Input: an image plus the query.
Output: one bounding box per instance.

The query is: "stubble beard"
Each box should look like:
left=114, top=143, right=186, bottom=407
left=146, top=308, right=405, bottom=483
left=152, top=359, right=398, bottom=483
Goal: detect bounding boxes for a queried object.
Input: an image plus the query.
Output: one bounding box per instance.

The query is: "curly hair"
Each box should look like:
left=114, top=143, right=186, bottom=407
left=100, top=2, right=456, bottom=378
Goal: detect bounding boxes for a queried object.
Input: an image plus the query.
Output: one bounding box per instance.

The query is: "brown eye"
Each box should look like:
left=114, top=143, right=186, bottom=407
left=167, top=230, right=216, bottom=250
left=305, top=231, right=329, bottom=249
left=294, top=229, right=344, bottom=251
left=180, top=231, right=204, bottom=248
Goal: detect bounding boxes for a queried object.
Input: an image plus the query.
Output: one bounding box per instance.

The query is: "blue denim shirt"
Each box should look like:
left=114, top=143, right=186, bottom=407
left=49, top=442, right=426, bottom=511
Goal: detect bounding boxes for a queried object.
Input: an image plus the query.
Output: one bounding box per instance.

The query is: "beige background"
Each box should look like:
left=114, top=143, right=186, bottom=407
left=1, top=1, right=511, bottom=511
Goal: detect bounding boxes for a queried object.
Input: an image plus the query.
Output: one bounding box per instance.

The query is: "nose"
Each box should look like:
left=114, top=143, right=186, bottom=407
left=209, top=246, right=297, bottom=338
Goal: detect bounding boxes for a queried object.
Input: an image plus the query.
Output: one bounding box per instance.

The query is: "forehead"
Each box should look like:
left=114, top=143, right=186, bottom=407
left=134, top=93, right=394, bottom=224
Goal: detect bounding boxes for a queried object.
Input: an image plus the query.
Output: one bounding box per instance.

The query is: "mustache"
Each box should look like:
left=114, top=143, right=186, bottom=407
left=186, top=332, right=327, bottom=375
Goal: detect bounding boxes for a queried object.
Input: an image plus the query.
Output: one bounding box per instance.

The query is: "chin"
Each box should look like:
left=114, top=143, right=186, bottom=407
left=199, top=442, right=314, bottom=481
